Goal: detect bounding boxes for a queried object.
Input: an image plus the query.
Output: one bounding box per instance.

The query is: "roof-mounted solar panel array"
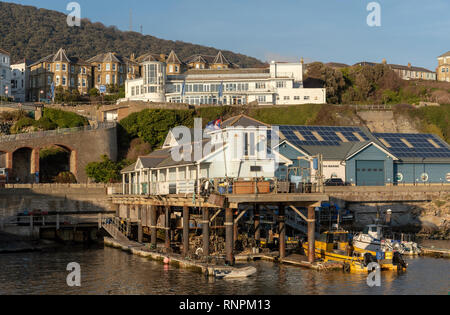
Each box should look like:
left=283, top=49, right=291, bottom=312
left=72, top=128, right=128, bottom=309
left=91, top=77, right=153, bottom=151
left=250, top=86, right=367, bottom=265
left=374, top=133, right=450, bottom=158
left=277, top=126, right=370, bottom=146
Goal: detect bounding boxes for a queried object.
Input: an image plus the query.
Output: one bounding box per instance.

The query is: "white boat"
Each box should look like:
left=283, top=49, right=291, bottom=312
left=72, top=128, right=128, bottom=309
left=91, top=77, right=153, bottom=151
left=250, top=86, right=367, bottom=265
left=213, top=266, right=257, bottom=279
left=353, top=224, right=421, bottom=256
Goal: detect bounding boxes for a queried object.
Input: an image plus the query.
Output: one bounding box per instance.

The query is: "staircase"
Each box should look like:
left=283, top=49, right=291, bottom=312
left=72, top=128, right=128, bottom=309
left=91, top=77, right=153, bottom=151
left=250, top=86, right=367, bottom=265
left=100, top=217, right=131, bottom=243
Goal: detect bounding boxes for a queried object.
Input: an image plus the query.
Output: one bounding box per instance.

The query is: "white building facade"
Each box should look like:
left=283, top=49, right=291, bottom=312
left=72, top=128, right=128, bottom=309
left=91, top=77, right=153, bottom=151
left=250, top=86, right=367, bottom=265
left=10, top=61, right=30, bottom=102
left=124, top=61, right=326, bottom=106
left=0, top=49, right=11, bottom=99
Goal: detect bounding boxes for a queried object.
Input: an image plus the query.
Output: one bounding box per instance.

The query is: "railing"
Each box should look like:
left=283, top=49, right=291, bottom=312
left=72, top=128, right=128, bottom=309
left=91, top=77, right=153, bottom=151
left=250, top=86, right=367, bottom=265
left=0, top=121, right=116, bottom=142
left=100, top=216, right=131, bottom=241
left=123, top=177, right=324, bottom=196
left=0, top=214, right=97, bottom=229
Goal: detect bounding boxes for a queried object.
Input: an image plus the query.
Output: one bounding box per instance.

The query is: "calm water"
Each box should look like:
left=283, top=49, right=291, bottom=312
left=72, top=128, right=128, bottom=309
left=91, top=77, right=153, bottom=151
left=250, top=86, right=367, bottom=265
left=0, top=245, right=448, bottom=295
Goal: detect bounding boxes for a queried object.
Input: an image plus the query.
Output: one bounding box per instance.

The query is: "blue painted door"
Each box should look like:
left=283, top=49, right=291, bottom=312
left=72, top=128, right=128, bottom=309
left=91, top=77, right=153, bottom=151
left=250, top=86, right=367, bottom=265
left=356, top=161, right=385, bottom=186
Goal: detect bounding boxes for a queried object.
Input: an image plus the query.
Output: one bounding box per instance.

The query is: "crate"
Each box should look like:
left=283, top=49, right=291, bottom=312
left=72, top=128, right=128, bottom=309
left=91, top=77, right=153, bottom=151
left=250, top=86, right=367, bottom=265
left=233, top=181, right=271, bottom=194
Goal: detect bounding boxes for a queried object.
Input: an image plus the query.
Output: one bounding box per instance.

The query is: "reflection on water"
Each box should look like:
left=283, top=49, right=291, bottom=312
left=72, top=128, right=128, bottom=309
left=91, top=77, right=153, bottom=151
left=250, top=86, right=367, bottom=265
left=0, top=245, right=448, bottom=295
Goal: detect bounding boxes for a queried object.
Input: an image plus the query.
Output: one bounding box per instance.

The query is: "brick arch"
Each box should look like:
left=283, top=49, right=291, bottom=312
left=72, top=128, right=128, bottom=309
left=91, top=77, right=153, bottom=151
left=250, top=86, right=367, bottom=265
left=45, top=143, right=78, bottom=180
left=11, top=147, right=38, bottom=183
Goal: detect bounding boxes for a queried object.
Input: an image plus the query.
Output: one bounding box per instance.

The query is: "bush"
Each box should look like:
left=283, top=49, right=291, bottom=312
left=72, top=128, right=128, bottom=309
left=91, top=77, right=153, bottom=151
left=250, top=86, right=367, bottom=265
left=89, top=88, right=99, bottom=97
left=85, top=155, right=131, bottom=183
left=10, top=117, right=35, bottom=133
left=54, top=172, right=77, bottom=184
left=42, top=108, right=89, bottom=128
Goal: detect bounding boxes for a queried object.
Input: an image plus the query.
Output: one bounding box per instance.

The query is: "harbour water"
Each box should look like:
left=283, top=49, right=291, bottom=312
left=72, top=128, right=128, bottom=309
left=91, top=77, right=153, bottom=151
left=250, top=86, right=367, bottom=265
left=0, top=244, right=448, bottom=295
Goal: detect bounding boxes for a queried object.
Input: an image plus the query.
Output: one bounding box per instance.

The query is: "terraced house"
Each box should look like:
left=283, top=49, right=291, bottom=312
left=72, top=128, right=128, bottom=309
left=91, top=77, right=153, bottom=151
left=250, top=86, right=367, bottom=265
left=28, top=48, right=92, bottom=101
left=437, top=51, right=450, bottom=82
left=0, top=48, right=11, bottom=99
left=87, top=52, right=140, bottom=90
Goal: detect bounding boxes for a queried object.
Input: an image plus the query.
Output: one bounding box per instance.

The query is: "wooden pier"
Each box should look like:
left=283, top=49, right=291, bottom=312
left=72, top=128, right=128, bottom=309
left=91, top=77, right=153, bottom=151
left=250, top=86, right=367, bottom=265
left=107, top=191, right=329, bottom=266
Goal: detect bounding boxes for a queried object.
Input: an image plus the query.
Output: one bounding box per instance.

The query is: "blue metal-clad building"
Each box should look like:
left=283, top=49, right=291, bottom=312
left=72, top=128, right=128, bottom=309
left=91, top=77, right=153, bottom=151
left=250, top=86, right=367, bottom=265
left=275, top=125, right=450, bottom=186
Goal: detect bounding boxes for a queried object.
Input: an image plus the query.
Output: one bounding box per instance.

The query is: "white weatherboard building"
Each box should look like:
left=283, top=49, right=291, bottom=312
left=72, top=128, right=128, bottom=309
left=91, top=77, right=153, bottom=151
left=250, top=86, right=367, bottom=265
left=124, top=58, right=326, bottom=106
left=121, top=115, right=278, bottom=195
left=0, top=48, right=11, bottom=99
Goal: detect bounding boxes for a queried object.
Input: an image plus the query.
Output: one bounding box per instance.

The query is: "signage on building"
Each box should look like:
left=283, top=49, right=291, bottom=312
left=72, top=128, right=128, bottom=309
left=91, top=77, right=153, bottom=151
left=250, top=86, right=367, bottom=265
left=446, top=173, right=450, bottom=182
left=99, top=85, right=106, bottom=93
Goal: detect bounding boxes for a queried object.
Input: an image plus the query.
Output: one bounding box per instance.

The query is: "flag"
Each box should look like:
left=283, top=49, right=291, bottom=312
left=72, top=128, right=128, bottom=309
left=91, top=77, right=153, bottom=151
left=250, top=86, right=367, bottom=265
left=206, top=119, right=222, bottom=131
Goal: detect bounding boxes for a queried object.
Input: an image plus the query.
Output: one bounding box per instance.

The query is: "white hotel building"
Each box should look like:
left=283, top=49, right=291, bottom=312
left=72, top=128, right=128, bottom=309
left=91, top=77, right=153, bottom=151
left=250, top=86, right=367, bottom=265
left=123, top=51, right=326, bottom=106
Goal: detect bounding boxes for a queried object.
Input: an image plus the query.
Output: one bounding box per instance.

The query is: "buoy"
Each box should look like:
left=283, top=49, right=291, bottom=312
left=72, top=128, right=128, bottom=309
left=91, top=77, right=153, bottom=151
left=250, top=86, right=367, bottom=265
left=164, top=257, right=170, bottom=264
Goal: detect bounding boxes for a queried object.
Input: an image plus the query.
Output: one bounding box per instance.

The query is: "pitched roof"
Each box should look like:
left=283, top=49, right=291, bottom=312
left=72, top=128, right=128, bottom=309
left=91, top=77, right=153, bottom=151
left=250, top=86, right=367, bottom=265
left=87, top=52, right=124, bottom=63
left=0, top=48, right=9, bottom=55
left=213, top=51, right=230, bottom=65
left=137, top=53, right=162, bottom=63
left=166, top=50, right=182, bottom=64
left=52, top=48, right=71, bottom=63
left=222, top=115, right=269, bottom=128
left=388, top=63, right=435, bottom=73
left=438, top=51, right=450, bottom=58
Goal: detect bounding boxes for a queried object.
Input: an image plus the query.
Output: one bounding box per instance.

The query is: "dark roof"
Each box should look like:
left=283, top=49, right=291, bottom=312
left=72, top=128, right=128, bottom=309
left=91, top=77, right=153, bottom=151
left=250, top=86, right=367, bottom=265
left=87, top=52, right=124, bottom=63
left=326, top=62, right=350, bottom=68
left=388, top=64, right=435, bottom=73
left=374, top=133, right=450, bottom=162
left=29, top=48, right=88, bottom=67
left=0, top=48, right=9, bottom=55
left=136, top=52, right=164, bottom=63
left=121, top=162, right=137, bottom=173
left=276, top=125, right=390, bottom=161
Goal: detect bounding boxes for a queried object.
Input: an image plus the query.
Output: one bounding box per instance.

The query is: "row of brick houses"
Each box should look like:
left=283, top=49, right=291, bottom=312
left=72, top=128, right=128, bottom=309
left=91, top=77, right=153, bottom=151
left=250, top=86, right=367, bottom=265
left=2, top=46, right=450, bottom=102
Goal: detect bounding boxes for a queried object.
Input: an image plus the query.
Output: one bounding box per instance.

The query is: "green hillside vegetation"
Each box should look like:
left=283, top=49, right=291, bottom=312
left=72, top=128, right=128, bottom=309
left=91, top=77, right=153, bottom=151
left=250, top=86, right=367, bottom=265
left=305, top=62, right=450, bottom=105
left=0, top=2, right=264, bottom=67
left=7, top=108, right=89, bottom=134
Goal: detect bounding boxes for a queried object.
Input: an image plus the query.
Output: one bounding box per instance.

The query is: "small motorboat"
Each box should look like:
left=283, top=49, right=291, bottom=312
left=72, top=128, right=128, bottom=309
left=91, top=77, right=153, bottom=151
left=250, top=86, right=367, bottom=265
left=213, top=266, right=257, bottom=279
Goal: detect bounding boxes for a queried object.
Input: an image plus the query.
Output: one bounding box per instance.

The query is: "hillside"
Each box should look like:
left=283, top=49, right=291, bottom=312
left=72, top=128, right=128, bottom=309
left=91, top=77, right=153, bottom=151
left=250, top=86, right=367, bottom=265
left=0, top=2, right=264, bottom=67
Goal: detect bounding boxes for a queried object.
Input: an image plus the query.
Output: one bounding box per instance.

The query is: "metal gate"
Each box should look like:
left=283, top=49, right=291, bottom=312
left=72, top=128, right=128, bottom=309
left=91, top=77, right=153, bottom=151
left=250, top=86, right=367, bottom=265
left=356, top=161, right=385, bottom=186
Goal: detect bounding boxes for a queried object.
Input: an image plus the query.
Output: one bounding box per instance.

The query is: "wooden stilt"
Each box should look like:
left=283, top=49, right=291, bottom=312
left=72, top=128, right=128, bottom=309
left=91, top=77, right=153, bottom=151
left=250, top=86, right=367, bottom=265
left=279, top=204, right=286, bottom=259
left=225, top=208, right=234, bottom=265
left=202, top=208, right=210, bottom=257
left=183, top=205, right=189, bottom=257
left=308, top=206, right=316, bottom=263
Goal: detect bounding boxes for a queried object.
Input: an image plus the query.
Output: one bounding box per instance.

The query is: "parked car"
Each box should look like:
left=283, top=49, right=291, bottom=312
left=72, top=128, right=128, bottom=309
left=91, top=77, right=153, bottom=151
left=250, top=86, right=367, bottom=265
left=324, top=178, right=347, bottom=186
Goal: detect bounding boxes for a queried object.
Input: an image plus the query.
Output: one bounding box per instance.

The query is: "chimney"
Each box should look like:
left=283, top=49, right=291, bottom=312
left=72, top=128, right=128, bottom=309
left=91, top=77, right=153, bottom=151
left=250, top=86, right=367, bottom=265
left=382, top=58, right=387, bottom=65
left=130, top=53, right=135, bottom=61
left=300, top=57, right=304, bottom=64
left=408, top=63, right=412, bottom=68
left=160, top=54, right=166, bottom=62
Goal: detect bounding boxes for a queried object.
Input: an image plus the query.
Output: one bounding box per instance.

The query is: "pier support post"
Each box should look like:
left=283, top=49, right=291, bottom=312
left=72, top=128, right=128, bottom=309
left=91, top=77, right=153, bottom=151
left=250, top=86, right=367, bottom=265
left=165, top=206, right=170, bottom=250
left=150, top=206, right=157, bottom=248
left=279, top=204, right=286, bottom=259
left=308, top=206, right=316, bottom=264
left=233, top=210, right=238, bottom=250
left=202, top=208, right=210, bottom=257
left=183, top=205, right=189, bottom=257
left=225, top=208, right=234, bottom=265
left=137, top=206, right=143, bottom=243
left=254, top=204, right=260, bottom=245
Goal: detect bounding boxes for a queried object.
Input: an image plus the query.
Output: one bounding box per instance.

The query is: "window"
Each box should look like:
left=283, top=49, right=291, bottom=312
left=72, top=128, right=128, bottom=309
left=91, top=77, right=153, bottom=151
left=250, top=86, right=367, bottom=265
left=304, top=96, right=310, bottom=100
left=169, top=65, right=174, bottom=73
left=112, top=74, right=116, bottom=84
left=47, top=76, right=52, bottom=85
left=82, top=67, right=86, bottom=74
left=98, top=64, right=101, bottom=71
left=112, top=64, right=116, bottom=71
left=255, top=82, right=266, bottom=89
left=71, top=65, right=74, bottom=73
left=62, top=64, right=67, bottom=72
left=62, top=76, right=66, bottom=86
left=276, top=81, right=286, bottom=88
left=97, top=75, right=101, bottom=83
left=284, top=96, right=290, bottom=100
left=56, top=76, right=60, bottom=85
left=82, top=79, right=86, bottom=87
left=47, top=64, right=51, bottom=72
left=70, top=77, right=74, bottom=86
left=106, top=64, right=110, bottom=71
left=56, top=63, right=60, bottom=71
left=105, top=74, right=110, bottom=84
left=257, top=95, right=266, bottom=103
left=294, top=96, right=300, bottom=100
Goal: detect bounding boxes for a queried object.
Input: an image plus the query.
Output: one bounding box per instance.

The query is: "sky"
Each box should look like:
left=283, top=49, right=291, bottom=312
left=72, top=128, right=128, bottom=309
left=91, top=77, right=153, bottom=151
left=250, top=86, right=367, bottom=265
left=4, top=0, right=450, bottom=70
